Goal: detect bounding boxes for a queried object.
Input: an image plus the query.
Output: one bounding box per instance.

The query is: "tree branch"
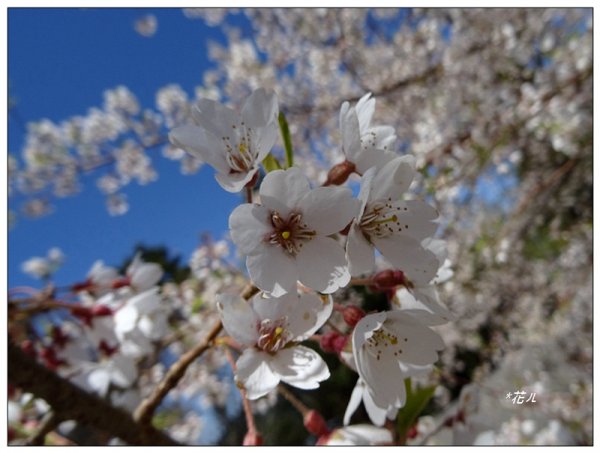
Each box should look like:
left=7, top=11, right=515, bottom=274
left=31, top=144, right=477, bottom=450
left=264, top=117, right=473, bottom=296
left=8, top=342, right=178, bottom=446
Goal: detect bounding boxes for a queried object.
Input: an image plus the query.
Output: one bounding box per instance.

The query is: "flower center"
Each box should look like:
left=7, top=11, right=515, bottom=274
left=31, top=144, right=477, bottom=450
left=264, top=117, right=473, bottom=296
left=365, top=327, right=404, bottom=361
left=359, top=198, right=409, bottom=241
left=222, top=122, right=258, bottom=174
left=268, top=211, right=316, bottom=256
left=257, top=317, right=291, bottom=353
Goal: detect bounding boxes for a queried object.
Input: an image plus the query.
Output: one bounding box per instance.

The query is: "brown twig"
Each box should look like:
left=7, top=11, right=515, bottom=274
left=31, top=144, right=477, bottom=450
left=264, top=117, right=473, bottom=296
left=133, top=317, right=223, bottom=426
left=277, top=384, right=309, bottom=416
left=8, top=342, right=178, bottom=446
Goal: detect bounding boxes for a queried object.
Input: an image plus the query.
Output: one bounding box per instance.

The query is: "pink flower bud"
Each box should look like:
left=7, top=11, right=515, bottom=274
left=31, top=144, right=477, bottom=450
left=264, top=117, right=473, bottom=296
left=111, top=277, right=131, bottom=289
left=21, top=339, right=36, bottom=357
left=243, top=431, right=263, bottom=446
left=342, top=306, right=365, bottom=327
left=304, top=410, right=329, bottom=436
left=372, top=269, right=407, bottom=290
left=320, top=331, right=348, bottom=354
left=91, top=305, right=113, bottom=317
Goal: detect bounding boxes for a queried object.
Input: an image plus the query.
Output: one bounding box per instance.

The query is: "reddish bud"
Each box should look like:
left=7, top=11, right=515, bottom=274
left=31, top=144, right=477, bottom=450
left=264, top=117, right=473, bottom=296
left=304, top=410, right=329, bottom=437
left=324, top=160, right=355, bottom=186
left=243, top=431, right=263, bottom=446
left=111, top=277, right=131, bottom=289
left=21, top=339, right=36, bottom=357
left=320, top=331, right=348, bottom=354
left=51, top=326, right=69, bottom=349
left=71, top=279, right=94, bottom=292
left=99, top=340, right=118, bottom=357
left=91, top=305, right=113, bottom=317
left=342, top=306, right=366, bottom=327
left=316, top=433, right=331, bottom=445
left=70, top=306, right=93, bottom=326
left=407, top=424, right=419, bottom=439
left=39, top=346, right=65, bottom=370
left=372, top=269, right=407, bottom=290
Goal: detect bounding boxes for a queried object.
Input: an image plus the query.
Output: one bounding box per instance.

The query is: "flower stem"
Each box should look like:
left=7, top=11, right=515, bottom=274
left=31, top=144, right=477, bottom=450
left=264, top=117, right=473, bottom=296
left=277, top=384, right=309, bottom=416
left=224, top=347, right=257, bottom=435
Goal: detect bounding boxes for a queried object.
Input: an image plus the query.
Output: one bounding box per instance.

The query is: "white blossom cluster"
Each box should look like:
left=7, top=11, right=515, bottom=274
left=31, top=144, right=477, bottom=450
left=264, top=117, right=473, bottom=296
left=171, top=88, right=453, bottom=435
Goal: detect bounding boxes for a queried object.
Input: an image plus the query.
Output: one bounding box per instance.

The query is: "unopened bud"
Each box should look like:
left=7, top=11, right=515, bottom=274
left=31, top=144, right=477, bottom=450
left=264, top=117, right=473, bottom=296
left=372, top=269, right=407, bottom=290
left=324, top=160, right=355, bottom=186
left=243, top=431, right=263, bottom=446
left=71, top=279, right=94, bottom=292
left=303, top=410, right=329, bottom=437
left=407, top=424, right=419, bottom=439
left=342, top=306, right=365, bottom=327
left=51, top=326, right=69, bottom=349
left=320, top=331, right=348, bottom=354
left=92, top=305, right=113, bottom=317
left=70, top=306, right=93, bottom=326
left=111, top=277, right=131, bottom=289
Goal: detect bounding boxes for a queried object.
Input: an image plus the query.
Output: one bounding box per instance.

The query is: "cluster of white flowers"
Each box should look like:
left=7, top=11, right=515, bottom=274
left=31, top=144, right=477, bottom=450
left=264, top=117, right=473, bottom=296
left=171, top=88, right=453, bottom=433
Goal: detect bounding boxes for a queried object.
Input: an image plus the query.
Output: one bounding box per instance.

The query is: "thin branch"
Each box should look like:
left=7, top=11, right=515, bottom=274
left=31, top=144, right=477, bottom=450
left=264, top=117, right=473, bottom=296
left=133, top=317, right=223, bottom=426
left=277, top=384, right=309, bottom=416
left=8, top=342, right=178, bottom=446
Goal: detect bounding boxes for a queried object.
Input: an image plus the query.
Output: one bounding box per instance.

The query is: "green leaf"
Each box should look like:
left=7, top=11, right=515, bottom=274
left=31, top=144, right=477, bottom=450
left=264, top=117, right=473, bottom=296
left=396, top=378, right=436, bottom=443
left=191, top=296, right=204, bottom=313
left=262, top=153, right=282, bottom=173
left=278, top=112, right=294, bottom=168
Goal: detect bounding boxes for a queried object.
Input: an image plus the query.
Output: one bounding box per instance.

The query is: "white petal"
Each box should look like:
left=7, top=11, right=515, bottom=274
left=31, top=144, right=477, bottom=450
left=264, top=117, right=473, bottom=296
left=288, top=293, right=333, bottom=340
left=259, top=167, right=310, bottom=217
left=229, top=203, right=272, bottom=255
left=354, top=147, right=397, bottom=175
left=250, top=291, right=331, bottom=340
left=128, top=287, right=161, bottom=314
left=374, top=235, right=439, bottom=285
left=385, top=311, right=445, bottom=366
left=390, top=200, right=439, bottom=240
left=298, top=186, right=359, bottom=235
left=366, top=125, right=397, bottom=149
left=241, top=88, right=279, bottom=129
left=114, top=305, right=138, bottom=334
left=394, top=286, right=454, bottom=325
left=355, top=93, right=375, bottom=130
left=87, top=368, right=111, bottom=396
left=216, top=294, right=259, bottom=346
left=246, top=248, right=298, bottom=297
left=269, top=346, right=330, bottom=390
left=346, top=224, right=375, bottom=277
left=236, top=349, right=280, bottom=399
left=363, top=387, right=390, bottom=427
left=335, top=425, right=393, bottom=445
left=369, top=155, right=416, bottom=202
left=131, top=263, right=163, bottom=291
left=356, top=345, right=406, bottom=409
left=110, top=354, right=138, bottom=388
left=193, top=98, right=239, bottom=140
left=344, top=379, right=366, bottom=425
left=168, top=125, right=229, bottom=173
left=253, top=122, right=278, bottom=161
left=340, top=104, right=361, bottom=162
left=296, top=236, right=350, bottom=294
left=215, top=167, right=258, bottom=193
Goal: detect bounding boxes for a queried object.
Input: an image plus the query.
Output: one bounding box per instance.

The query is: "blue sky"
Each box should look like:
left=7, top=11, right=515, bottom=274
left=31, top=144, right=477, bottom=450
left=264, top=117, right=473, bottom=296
left=8, top=8, right=251, bottom=289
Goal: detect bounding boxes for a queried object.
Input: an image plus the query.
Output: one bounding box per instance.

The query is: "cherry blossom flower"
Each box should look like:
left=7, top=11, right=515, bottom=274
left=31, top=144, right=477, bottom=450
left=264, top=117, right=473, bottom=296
left=21, top=247, right=64, bottom=280
left=126, top=253, right=163, bottom=291
left=344, top=378, right=397, bottom=427
left=216, top=291, right=332, bottom=399
left=351, top=311, right=444, bottom=411
left=346, top=155, right=440, bottom=285
left=71, top=353, right=137, bottom=396
left=338, top=95, right=398, bottom=175
left=229, top=167, right=359, bottom=295
left=169, top=88, right=279, bottom=192
left=114, top=287, right=169, bottom=358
